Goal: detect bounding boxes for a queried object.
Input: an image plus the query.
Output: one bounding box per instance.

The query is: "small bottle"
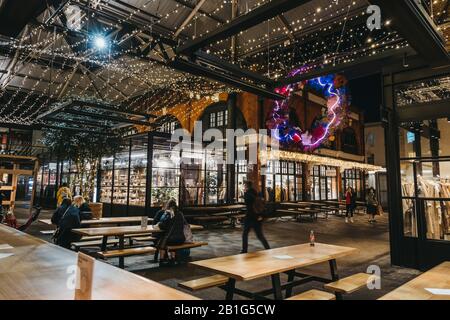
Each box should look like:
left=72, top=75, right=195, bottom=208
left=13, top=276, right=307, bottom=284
left=310, top=230, right=315, bottom=247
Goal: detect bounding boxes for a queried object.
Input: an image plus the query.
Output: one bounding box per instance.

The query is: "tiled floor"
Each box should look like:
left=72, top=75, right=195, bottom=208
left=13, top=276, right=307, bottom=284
left=19, top=206, right=420, bottom=300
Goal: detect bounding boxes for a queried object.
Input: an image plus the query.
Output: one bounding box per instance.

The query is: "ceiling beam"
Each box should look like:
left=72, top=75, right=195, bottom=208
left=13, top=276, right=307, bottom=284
left=169, top=57, right=285, bottom=100
left=177, top=0, right=312, bottom=54
left=274, top=46, right=415, bottom=86
left=275, top=14, right=295, bottom=41
left=63, top=109, right=153, bottom=126
left=173, top=0, right=225, bottom=24
left=174, top=0, right=207, bottom=38
left=369, top=0, right=449, bottom=63
left=194, top=50, right=274, bottom=86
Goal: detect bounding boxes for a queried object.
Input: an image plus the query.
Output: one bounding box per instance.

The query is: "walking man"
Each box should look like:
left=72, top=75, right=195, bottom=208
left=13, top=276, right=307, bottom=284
left=241, top=181, right=270, bottom=253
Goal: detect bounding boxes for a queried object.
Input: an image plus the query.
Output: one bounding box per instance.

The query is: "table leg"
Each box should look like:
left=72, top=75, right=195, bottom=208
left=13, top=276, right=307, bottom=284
left=118, top=235, right=125, bottom=269
left=271, top=274, right=283, bottom=300
left=329, top=259, right=343, bottom=300
left=285, top=270, right=296, bottom=298
left=329, top=259, right=339, bottom=281
left=101, top=236, right=108, bottom=251
left=225, top=278, right=236, bottom=300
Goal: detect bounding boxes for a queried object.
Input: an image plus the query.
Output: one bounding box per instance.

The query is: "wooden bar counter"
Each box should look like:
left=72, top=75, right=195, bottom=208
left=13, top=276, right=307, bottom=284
left=0, top=224, right=198, bottom=300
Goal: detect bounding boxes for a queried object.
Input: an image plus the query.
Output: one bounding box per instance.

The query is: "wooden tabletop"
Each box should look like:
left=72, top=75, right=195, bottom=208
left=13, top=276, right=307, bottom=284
left=40, top=216, right=153, bottom=227
left=72, top=224, right=204, bottom=237
left=379, top=262, right=450, bottom=300
left=0, top=224, right=198, bottom=300
left=191, top=243, right=358, bottom=281
left=183, top=205, right=245, bottom=213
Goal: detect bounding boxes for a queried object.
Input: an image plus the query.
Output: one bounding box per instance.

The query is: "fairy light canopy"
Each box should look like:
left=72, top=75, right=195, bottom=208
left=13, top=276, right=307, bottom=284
left=0, top=0, right=447, bottom=129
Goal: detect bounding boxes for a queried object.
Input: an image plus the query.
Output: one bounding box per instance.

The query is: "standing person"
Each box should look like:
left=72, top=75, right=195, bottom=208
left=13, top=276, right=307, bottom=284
left=366, top=188, right=378, bottom=223
left=350, top=187, right=357, bottom=223
left=345, top=187, right=354, bottom=223
left=0, top=182, right=6, bottom=221
left=56, top=183, right=72, bottom=206
left=241, top=181, right=270, bottom=253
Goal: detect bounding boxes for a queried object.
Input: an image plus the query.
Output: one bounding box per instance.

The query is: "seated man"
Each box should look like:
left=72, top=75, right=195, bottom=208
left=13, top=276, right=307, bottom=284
left=73, top=195, right=93, bottom=221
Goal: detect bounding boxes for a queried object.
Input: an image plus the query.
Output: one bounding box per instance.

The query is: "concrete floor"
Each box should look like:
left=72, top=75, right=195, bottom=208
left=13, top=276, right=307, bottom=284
left=18, top=206, right=421, bottom=300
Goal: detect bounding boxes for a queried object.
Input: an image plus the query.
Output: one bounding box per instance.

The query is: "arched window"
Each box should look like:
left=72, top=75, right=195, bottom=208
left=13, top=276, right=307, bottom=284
left=342, top=127, right=358, bottom=154
left=153, top=115, right=181, bottom=134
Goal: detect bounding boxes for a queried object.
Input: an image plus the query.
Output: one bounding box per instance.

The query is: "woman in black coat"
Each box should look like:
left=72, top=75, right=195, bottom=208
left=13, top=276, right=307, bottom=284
left=156, top=199, right=188, bottom=263
left=51, top=198, right=82, bottom=249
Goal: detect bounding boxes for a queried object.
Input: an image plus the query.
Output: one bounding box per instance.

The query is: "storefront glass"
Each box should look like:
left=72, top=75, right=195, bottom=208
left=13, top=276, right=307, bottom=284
left=342, top=169, right=364, bottom=200
left=399, top=118, right=450, bottom=242
left=310, top=165, right=338, bottom=201
left=264, top=160, right=303, bottom=202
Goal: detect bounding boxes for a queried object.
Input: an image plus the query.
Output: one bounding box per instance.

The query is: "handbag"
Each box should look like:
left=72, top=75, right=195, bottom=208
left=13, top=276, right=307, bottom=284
left=52, top=207, right=70, bottom=243
left=183, top=217, right=194, bottom=243
left=376, top=205, right=384, bottom=216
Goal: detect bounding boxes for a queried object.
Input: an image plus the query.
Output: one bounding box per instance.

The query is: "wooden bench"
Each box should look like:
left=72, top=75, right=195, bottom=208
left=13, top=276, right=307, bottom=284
left=193, top=216, right=229, bottom=224
left=97, top=246, right=157, bottom=259
left=71, top=239, right=119, bottom=251
left=131, top=236, right=157, bottom=242
left=166, top=241, right=208, bottom=252
left=286, top=289, right=336, bottom=300
left=324, top=273, right=379, bottom=299
left=179, top=275, right=229, bottom=291
left=275, top=209, right=317, bottom=221
left=79, top=236, right=103, bottom=241
left=154, top=242, right=208, bottom=263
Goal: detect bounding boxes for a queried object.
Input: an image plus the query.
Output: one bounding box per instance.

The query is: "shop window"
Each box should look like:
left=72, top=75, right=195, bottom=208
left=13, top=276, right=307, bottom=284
left=399, top=118, right=450, bottom=242
left=342, top=127, right=358, bottom=154
left=310, top=165, right=338, bottom=201
left=264, top=160, right=303, bottom=202
left=343, top=169, right=364, bottom=200
left=236, top=160, right=248, bottom=203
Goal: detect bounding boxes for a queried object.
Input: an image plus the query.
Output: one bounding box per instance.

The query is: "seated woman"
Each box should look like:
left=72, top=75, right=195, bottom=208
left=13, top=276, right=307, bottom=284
left=73, top=195, right=93, bottom=221
left=157, top=199, right=191, bottom=263
left=51, top=198, right=82, bottom=249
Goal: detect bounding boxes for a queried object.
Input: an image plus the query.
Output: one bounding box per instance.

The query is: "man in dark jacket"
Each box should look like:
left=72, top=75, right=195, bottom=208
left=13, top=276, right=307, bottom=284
left=51, top=198, right=82, bottom=249
left=241, top=181, right=270, bottom=253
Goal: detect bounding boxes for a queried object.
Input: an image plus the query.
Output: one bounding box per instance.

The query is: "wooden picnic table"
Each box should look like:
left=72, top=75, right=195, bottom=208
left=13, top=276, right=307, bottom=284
left=73, top=224, right=204, bottom=268
left=40, top=216, right=152, bottom=227
left=190, top=243, right=358, bottom=300
left=39, top=216, right=153, bottom=227
left=0, top=224, right=198, bottom=300
left=379, top=262, right=450, bottom=300
left=182, top=204, right=245, bottom=215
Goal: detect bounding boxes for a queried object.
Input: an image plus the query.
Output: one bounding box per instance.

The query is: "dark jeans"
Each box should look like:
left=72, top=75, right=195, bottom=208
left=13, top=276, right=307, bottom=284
left=242, top=216, right=270, bottom=253
left=346, top=204, right=354, bottom=218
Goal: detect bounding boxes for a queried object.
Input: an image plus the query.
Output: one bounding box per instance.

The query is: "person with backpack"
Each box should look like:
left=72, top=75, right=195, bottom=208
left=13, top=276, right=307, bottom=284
left=241, top=181, right=270, bottom=253
left=51, top=198, right=82, bottom=249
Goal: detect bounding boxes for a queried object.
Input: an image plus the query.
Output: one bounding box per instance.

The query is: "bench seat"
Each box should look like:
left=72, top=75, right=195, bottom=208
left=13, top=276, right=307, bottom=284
left=98, top=246, right=156, bottom=259
left=179, top=275, right=229, bottom=291
left=166, top=242, right=208, bottom=251
left=324, top=273, right=379, bottom=294
left=71, top=239, right=119, bottom=250
left=193, top=216, right=229, bottom=223
left=131, top=236, right=157, bottom=242
left=286, top=289, right=336, bottom=300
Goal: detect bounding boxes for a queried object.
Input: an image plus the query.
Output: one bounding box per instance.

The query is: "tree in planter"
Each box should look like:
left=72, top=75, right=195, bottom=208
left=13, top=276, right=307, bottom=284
left=42, top=129, right=124, bottom=201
